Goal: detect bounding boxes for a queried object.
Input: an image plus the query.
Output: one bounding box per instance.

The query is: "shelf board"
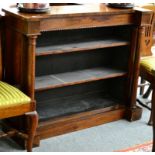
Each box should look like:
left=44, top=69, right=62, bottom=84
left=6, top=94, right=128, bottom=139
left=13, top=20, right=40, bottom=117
left=36, top=38, right=129, bottom=56
left=35, top=67, right=127, bottom=91
left=37, top=91, right=123, bottom=122
left=37, top=107, right=125, bottom=139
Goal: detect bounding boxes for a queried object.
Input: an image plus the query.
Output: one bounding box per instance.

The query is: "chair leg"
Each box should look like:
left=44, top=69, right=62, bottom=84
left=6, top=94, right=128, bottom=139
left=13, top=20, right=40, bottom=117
left=137, top=81, right=152, bottom=125
left=148, top=103, right=153, bottom=126
left=143, top=85, right=152, bottom=99
left=25, top=111, right=38, bottom=152
left=140, top=78, right=146, bottom=95
left=152, top=88, right=155, bottom=152
left=148, top=85, right=153, bottom=126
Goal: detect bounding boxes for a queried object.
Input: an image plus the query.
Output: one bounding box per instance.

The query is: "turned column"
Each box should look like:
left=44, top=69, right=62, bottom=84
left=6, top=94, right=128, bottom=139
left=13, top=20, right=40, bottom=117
left=126, top=10, right=154, bottom=121
left=125, top=26, right=143, bottom=121
left=21, top=35, right=38, bottom=100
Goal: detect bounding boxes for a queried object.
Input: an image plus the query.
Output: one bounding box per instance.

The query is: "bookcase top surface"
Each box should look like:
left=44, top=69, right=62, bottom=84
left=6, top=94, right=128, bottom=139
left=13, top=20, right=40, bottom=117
left=2, top=4, right=136, bottom=21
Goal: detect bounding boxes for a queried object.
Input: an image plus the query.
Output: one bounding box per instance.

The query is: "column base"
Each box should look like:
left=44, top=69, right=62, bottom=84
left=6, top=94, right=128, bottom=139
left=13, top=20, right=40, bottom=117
left=125, top=106, right=143, bottom=121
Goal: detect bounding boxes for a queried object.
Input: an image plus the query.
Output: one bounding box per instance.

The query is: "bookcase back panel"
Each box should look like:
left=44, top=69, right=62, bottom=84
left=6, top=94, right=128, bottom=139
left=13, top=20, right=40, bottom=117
left=36, top=46, right=130, bottom=76
left=37, top=26, right=132, bottom=47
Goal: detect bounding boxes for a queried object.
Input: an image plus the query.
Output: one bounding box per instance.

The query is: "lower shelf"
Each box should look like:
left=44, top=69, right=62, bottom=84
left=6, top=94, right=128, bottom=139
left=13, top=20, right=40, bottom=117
left=37, top=91, right=124, bottom=122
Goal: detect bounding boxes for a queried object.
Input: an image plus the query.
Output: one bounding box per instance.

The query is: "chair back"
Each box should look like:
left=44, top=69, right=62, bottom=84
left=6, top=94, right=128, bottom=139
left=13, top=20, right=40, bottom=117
left=142, top=5, right=155, bottom=45
left=140, top=5, right=155, bottom=57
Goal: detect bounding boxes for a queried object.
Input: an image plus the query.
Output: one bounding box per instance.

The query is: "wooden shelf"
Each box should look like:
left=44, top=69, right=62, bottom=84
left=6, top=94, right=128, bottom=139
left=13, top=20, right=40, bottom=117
left=36, top=38, right=129, bottom=56
left=35, top=67, right=127, bottom=91
left=37, top=91, right=123, bottom=122
left=37, top=107, right=126, bottom=139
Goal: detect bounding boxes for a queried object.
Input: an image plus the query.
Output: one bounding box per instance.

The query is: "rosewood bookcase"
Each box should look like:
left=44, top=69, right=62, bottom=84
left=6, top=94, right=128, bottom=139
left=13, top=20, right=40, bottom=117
left=2, top=4, right=153, bottom=147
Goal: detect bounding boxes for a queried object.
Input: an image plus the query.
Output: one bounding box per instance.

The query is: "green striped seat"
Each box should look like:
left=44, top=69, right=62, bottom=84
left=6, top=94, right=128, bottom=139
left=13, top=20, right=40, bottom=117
left=0, top=81, right=31, bottom=108
left=140, top=56, right=155, bottom=76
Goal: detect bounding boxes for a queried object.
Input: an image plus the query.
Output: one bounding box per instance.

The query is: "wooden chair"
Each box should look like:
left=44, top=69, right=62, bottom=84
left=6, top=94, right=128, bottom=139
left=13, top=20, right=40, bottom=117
left=0, top=16, right=38, bottom=152
left=137, top=5, right=155, bottom=125
left=145, top=56, right=155, bottom=151
left=135, top=4, right=155, bottom=152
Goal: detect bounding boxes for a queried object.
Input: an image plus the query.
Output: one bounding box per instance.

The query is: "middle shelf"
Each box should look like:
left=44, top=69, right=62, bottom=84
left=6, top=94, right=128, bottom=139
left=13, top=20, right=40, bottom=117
left=35, top=67, right=127, bottom=92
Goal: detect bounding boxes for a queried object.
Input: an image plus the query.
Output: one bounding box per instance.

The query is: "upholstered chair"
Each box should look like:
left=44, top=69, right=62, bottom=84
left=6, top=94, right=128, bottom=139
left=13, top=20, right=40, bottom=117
left=135, top=4, right=155, bottom=152
left=0, top=16, right=38, bottom=152
left=137, top=5, right=155, bottom=125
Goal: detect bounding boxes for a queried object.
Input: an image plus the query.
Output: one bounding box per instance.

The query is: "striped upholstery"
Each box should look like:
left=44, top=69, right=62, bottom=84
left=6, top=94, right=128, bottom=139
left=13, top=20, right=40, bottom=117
left=140, top=56, right=155, bottom=76
left=0, top=81, right=30, bottom=108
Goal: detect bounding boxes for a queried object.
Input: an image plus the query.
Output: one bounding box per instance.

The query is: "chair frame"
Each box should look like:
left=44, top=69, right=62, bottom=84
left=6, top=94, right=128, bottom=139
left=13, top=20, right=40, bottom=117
left=135, top=8, right=155, bottom=151
left=138, top=78, right=152, bottom=125
left=0, top=15, right=38, bottom=152
left=140, top=66, right=155, bottom=152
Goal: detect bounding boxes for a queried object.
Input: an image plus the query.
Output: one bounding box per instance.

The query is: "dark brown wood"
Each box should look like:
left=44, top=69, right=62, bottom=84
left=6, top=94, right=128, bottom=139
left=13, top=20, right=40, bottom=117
left=0, top=130, right=16, bottom=138
left=140, top=70, right=155, bottom=152
left=3, top=4, right=135, bottom=21
left=0, top=16, right=5, bottom=81
left=2, top=4, right=153, bottom=149
left=0, top=16, right=2, bottom=80
left=0, top=104, right=33, bottom=119
left=37, top=107, right=125, bottom=139
left=136, top=11, right=154, bottom=123
left=135, top=6, right=155, bottom=151
left=26, top=111, right=38, bottom=152
left=126, top=10, right=154, bottom=122
left=40, top=13, right=134, bottom=31
left=137, top=83, right=152, bottom=125
left=21, top=35, right=37, bottom=99
left=134, top=7, right=155, bottom=151
left=125, top=106, right=143, bottom=121
left=125, top=27, right=139, bottom=109
left=126, top=25, right=142, bottom=113
left=0, top=15, right=38, bottom=152
left=136, top=7, right=155, bottom=117
left=152, top=83, right=155, bottom=152
left=3, top=26, right=24, bottom=84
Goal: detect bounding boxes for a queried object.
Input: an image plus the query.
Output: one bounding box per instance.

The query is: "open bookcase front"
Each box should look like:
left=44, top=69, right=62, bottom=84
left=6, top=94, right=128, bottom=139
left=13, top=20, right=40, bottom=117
left=35, top=25, right=132, bottom=123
